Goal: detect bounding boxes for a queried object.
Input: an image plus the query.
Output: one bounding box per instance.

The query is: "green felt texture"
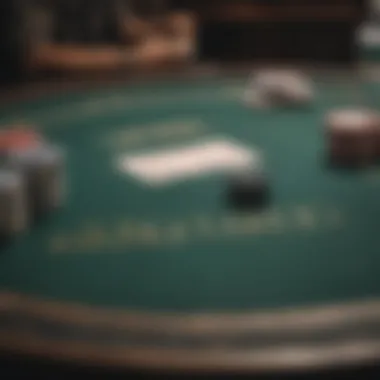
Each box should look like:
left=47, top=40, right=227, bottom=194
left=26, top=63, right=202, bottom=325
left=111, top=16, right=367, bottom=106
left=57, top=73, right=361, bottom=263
left=0, top=76, right=380, bottom=313
left=360, top=48, right=380, bottom=62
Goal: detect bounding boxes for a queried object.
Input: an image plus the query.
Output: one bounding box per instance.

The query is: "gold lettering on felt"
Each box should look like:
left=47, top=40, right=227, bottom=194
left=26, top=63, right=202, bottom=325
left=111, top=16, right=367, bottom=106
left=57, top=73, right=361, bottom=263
left=49, top=205, right=345, bottom=255
left=166, top=222, right=188, bottom=243
left=117, top=221, right=138, bottom=243
left=152, top=120, right=202, bottom=139
left=221, top=215, right=248, bottom=235
left=194, top=215, right=215, bottom=237
left=108, top=129, right=144, bottom=148
left=153, top=123, right=179, bottom=138
left=139, top=224, right=161, bottom=245
left=295, top=206, right=316, bottom=229
left=50, top=234, right=72, bottom=253
left=121, top=129, right=144, bottom=145
left=175, top=121, right=203, bottom=136
left=240, top=214, right=263, bottom=234
left=263, top=210, right=284, bottom=232
left=78, top=224, right=107, bottom=250
left=107, top=119, right=204, bottom=149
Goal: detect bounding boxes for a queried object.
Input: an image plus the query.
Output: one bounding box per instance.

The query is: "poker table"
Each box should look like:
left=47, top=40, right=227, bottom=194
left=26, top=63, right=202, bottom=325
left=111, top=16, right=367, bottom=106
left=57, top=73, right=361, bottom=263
left=1, top=67, right=380, bottom=375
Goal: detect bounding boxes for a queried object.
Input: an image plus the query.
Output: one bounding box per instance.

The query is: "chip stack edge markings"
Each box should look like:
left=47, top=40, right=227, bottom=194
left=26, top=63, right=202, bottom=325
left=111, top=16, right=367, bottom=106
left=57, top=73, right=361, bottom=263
left=0, top=170, right=28, bottom=237
left=9, top=144, right=66, bottom=218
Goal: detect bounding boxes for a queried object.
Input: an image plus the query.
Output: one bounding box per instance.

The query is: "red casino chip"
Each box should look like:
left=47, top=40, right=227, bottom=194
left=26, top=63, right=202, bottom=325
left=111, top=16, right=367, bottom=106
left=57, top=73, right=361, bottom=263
left=0, top=128, right=42, bottom=152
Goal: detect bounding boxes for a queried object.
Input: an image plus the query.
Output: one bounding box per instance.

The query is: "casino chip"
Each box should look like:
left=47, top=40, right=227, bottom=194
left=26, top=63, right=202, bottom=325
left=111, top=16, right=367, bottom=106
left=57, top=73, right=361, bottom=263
left=0, top=128, right=42, bottom=156
left=326, top=109, right=380, bottom=131
left=0, top=125, right=66, bottom=240
left=0, top=128, right=47, bottom=238
left=325, top=108, right=380, bottom=166
left=0, top=169, right=28, bottom=237
left=227, top=169, right=270, bottom=210
left=226, top=149, right=269, bottom=210
left=9, top=144, right=65, bottom=219
left=245, top=69, right=314, bottom=108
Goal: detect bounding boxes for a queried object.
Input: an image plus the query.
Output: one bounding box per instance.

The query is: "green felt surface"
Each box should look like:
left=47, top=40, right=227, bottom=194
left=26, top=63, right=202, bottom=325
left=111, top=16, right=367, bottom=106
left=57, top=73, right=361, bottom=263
left=360, top=47, right=380, bottom=63
left=1, top=75, right=380, bottom=313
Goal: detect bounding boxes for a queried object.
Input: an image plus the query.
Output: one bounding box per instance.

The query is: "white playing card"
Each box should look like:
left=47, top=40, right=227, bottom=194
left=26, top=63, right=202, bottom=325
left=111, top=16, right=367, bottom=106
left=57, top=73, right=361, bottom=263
left=118, top=138, right=261, bottom=186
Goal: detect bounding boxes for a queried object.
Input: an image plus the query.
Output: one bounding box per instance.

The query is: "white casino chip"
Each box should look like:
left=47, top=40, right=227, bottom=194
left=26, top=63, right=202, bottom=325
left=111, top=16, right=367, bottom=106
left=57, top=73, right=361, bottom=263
left=246, top=70, right=313, bottom=107
left=243, top=88, right=270, bottom=108
left=326, top=109, right=380, bottom=132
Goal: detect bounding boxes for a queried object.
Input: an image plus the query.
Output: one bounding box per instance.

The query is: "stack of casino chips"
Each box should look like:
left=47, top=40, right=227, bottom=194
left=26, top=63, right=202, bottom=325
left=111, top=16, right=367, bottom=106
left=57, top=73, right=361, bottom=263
left=0, top=170, right=27, bottom=238
left=325, top=109, right=380, bottom=166
left=0, top=127, right=65, bottom=239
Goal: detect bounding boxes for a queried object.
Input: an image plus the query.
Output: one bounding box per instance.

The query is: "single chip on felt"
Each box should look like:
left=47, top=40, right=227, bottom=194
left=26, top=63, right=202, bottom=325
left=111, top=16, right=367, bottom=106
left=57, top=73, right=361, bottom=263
left=227, top=170, right=270, bottom=210
left=325, top=109, right=380, bottom=166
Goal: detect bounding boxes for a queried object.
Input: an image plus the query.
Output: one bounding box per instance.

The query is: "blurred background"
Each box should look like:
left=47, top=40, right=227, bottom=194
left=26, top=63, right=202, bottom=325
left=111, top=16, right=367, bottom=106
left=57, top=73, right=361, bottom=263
left=0, top=0, right=376, bottom=85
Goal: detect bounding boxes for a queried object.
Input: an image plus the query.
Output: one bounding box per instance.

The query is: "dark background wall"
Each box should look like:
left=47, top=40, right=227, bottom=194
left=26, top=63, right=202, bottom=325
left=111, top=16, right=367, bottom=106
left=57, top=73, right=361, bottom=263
left=175, top=0, right=367, bottom=63
left=0, top=1, right=24, bottom=84
left=0, top=0, right=369, bottom=86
